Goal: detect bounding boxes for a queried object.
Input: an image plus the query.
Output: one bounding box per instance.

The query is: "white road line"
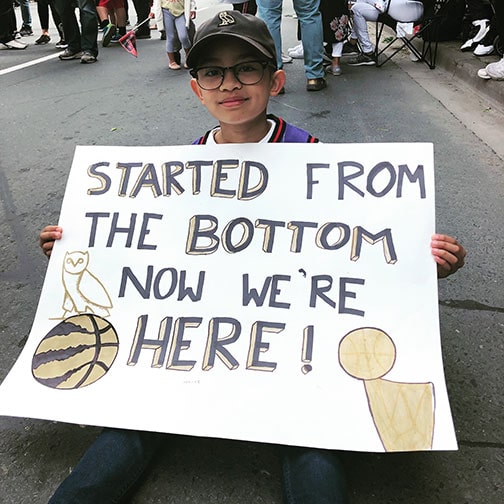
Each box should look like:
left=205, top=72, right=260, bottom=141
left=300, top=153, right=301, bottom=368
left=0, top=52, right=62, bottom=76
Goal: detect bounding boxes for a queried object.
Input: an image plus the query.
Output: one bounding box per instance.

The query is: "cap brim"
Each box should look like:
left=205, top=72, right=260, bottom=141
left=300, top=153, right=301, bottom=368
left=187, top=33, right=275, bottom=69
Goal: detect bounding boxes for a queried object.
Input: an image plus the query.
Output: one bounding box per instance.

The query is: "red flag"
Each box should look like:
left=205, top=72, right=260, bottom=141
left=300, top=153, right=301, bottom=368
left=119, top=31, right=138, bottom=58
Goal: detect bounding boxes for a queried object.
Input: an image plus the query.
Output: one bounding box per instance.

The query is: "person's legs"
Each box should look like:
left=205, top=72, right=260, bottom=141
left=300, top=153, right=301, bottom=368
left=0, top=0, right=16, bottom=43
left=349, top=0, right=379, bottom=54
left=131, top=0, right=151, bottom=37
left=293, top=0, right=325, bottom=79
left=256, top=0, right=283, bottom=69
left=77, top=0, right=98, bottom=55
left=54, top=0, right=81, bottom=53
left=37, top=0, right=50, bottom=31
left=173, top=14, right=190, bottom=49
left=282, top=447, right=349, bottom=504
left=152, top=0, right=164, bottom=37
left=48, top=428, right=164, bottom=503
left=163, top=9, right=181, bottom=68
left=19, top=0, right=33, bottom=31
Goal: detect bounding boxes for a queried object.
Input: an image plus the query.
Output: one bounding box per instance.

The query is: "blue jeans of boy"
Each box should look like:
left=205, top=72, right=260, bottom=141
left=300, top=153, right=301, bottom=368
left=257, top=0, right=325, bottom=79
left=48, top=428, right=349, bottom=503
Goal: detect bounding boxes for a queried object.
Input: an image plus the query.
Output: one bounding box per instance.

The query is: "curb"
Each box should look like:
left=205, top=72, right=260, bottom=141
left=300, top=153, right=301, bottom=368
left=435, top=40, right=504, bottom=109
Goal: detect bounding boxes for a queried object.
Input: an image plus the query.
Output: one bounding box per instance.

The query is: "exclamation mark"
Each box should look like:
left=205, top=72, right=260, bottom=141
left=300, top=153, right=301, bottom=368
left=301, top=325, right=314, bottom=374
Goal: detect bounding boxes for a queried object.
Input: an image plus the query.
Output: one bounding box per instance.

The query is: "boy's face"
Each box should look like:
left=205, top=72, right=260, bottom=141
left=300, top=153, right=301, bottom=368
left=190, top=39, right=285, bottom=129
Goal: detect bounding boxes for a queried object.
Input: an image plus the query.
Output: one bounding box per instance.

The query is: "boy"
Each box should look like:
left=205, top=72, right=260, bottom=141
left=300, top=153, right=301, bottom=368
left=40, top=12, right=466, bottom=503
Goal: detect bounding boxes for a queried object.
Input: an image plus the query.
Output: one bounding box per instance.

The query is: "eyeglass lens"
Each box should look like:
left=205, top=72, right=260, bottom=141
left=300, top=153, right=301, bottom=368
left=194, top=61, right=269, bottom=90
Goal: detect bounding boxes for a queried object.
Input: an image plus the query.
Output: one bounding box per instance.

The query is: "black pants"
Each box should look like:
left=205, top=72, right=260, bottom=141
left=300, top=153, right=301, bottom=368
left=0, top=0, right=16, bottom=43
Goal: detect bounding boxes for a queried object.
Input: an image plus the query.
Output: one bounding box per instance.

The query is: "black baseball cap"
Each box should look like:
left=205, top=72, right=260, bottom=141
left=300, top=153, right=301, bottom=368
left=186, top=11, right=277, bottom=69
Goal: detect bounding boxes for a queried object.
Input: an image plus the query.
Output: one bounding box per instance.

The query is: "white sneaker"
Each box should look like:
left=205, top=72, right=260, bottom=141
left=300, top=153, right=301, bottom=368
left=281, top=53, right=293, bottom=64
left=477, top=68, right=491, bottom=79
left=288, top=43, right=304, bottom=59
left=485, top=57, right=504, bottom=80
left=461, top=19, right=490, bottom=52
left=3, top=39, right=28, bottom=49
left=473, top=43, right=494, bottom=56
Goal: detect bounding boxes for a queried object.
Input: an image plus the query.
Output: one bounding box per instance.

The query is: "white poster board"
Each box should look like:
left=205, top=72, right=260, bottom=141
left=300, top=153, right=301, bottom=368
left=0, top=143, right=457, bottom=452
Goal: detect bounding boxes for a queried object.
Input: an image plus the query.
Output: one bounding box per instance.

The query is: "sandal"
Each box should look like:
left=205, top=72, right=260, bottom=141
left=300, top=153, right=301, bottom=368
left=169, top=61, right=181, bottom=70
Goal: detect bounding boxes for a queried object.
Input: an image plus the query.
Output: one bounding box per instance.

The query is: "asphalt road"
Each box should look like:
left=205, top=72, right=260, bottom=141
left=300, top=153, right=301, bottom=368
left=1, top=2, right=503, bottom=503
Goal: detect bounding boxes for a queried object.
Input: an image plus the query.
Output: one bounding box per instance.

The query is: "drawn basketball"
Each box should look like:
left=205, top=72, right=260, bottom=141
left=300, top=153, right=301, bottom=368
left=339, top=327, right=396, bottom=380
left=32, top=314, right=119, bottom=389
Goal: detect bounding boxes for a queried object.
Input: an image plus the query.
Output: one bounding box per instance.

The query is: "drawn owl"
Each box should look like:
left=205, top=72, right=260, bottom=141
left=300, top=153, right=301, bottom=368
left=61, top=251, right=113, bottom=318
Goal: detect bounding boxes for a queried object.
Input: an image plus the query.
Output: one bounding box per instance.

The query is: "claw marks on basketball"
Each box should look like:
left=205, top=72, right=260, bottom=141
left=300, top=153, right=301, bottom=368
left=32, top=314, right=119, bottom=389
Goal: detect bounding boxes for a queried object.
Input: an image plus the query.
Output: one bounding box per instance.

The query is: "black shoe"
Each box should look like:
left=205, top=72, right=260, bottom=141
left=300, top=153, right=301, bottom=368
left=160, top=30, right=166, bottom=40
left=347, top=52, right=376, bottom=66
left=19, top=25, right=33, bottom=37
left=55, top=39, right=68, bottom=49
left=35, top=34, right=51, bottom=45
left=306, top=78, right=327, bottom=91
left=59, top=48, right=82, bottom=60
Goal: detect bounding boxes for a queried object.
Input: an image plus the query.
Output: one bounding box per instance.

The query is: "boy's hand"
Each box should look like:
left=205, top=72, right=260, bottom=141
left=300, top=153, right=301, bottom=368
left=431, top=233, right=466, bottom=279
left=39, top=225, right=62, bottom=259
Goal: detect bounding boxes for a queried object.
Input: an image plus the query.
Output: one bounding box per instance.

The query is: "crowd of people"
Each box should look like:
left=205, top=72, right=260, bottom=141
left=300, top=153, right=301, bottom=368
left=1, top=0, right=503, bottom=81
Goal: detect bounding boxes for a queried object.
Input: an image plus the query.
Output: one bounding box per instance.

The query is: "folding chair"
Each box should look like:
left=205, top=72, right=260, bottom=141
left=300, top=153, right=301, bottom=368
left=374, top=0, right=443, bottom=69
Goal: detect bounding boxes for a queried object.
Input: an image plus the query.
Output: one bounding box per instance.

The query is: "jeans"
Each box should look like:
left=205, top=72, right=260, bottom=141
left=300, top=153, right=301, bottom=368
left=257, top=0, right=324, bottom=79
left=48, top=428, right=349, bottom=503
left=19, top=0, right=32, bottom=27
left=48, top=429, right=164, bottom=503
left=162, top=9, right=191, bottom=53
left=283, top=446, right=349, bottom=504
left=54, top=0, right=98, bottom=55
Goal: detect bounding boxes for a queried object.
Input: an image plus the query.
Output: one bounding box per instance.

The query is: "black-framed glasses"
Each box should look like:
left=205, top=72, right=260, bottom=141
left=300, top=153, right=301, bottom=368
left=190, top=61, right=273, bottom=90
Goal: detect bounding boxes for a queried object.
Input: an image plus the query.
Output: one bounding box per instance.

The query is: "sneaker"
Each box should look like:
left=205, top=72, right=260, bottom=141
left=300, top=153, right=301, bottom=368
left=306, top=77, right=327, bottom=91
left=485, top=57, right=504, bottom=80
left=473, top=43, right=494, bottom=56
left=288, top=43, right=304, bottom=59
left=55, top=39, right=68, bottom=49
left=461, top=19, right=490, bottom=52
left=102, top=23, right=116, bottom=47
left=347, top=51, right=375, bottom=66
left=288, top=43, right=302, bottom=53
left=59, top=48, right=82, bottom=60
left=326, top=65, right=342, bottom=76
left=35, top=34, right=51, bottom=45
left=19, top=25, right=33, bottom=37
left=2, top=39, right=27, bottom=50
left=281, top=53, right=293, bottom=64
left=80, top=50, right=97, bottom=64
left=110, top=34, right=121, bottom=43
left=341, top=41, right=360, bottom=57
